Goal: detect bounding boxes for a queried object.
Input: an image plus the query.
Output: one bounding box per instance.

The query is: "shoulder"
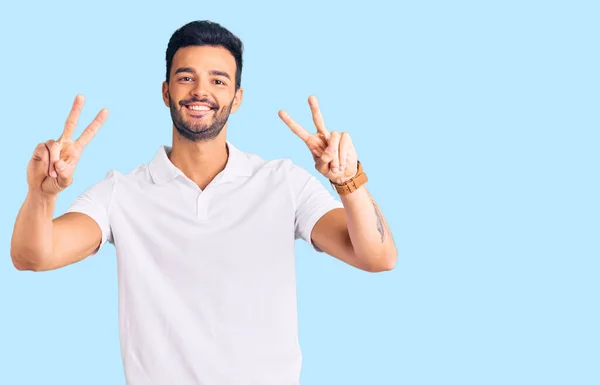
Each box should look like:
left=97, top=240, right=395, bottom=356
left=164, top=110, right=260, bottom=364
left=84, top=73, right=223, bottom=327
left=234, top=145, right=311, bottom=177
left=245, top=152, right=315, bottom=184
left=93, top=165, right=146, bottom=188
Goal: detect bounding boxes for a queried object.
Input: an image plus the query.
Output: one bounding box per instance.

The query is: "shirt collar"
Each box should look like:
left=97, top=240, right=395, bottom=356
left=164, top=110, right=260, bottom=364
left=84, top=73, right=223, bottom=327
left=148, top=141, right=253, bottom=185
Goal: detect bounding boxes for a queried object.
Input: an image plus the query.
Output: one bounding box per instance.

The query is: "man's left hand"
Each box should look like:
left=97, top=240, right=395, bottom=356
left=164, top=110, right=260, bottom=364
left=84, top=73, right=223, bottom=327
left=278, top=95, right=358, bottom=185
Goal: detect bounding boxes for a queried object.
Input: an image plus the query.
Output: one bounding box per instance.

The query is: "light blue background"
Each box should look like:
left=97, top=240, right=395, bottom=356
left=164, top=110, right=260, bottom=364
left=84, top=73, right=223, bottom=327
left=1, top=1, right=598, bottom=384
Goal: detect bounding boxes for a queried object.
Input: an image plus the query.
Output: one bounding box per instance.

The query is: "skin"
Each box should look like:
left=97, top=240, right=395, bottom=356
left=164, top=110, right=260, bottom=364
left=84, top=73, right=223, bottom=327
left=279, top=98, right=397, bottom=272
left=10, top=44, right=397, bottom=273
left=161, top=45, right=243, bottom=190
left=10, top=95, right=108, bottom=271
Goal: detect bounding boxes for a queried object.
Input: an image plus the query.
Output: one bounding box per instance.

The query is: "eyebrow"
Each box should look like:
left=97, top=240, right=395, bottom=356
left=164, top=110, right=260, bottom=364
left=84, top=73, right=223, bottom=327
left=174, top=67, right=196, bottom=75
left=174, top=67, right=231, bottom=80
left=209, top=70, right=231, bottom=80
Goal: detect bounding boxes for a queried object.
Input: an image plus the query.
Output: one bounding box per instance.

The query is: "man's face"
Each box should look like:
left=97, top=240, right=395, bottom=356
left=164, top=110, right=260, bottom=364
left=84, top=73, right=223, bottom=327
left=162, top=45, right=242, bottom=142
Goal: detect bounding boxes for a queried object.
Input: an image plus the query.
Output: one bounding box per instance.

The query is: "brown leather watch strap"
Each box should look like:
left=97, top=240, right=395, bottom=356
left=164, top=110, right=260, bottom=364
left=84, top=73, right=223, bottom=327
left=330, top=160, right=368, bottom=195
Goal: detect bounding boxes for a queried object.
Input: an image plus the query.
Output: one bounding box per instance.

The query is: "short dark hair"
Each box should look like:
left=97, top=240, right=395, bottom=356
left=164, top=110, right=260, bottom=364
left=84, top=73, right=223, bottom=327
left=165, top=20, right=243, bottom=89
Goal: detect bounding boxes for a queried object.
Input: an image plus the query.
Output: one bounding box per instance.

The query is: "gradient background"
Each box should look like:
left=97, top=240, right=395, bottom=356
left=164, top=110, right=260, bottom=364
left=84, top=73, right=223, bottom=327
left=1, top=1, right=598, bottom=384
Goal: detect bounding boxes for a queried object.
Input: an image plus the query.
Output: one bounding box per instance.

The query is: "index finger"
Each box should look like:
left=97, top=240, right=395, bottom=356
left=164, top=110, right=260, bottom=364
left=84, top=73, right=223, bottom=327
left=60, top=94, right=85, bottom=141
left=75, top=108, right=109, bottom=148
left=278, top=110, right=311, bottom=142
left=308, top=95, right=330, bottom=138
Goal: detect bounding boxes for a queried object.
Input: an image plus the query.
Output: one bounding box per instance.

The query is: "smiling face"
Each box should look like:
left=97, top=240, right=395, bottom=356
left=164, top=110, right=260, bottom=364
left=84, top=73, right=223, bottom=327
left=162, top=45, right=243, bottom=142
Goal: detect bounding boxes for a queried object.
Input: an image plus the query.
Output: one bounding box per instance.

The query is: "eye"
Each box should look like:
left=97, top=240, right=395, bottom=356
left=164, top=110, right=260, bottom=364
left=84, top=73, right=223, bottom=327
left=214, top=79, right=226, bottom=86
left=179, top=76, right=193, bottom=82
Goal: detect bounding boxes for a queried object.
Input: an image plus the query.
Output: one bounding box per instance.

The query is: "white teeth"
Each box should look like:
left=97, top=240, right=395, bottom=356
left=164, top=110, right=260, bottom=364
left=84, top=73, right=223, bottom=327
left=188, top=105, right=211, bottom=111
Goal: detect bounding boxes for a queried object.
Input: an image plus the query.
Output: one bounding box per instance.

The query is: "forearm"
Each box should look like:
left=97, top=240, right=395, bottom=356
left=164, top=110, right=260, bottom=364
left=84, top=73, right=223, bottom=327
left=10, top=190, right=57, bottom=270
left=340, top=185, right=397, bottom=270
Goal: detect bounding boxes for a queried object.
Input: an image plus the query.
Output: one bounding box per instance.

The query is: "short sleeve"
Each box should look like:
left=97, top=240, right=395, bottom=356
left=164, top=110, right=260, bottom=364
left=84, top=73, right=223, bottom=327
left=65, top=170, right=116, bottom=254
left=290, top=164, right=344, bottom=251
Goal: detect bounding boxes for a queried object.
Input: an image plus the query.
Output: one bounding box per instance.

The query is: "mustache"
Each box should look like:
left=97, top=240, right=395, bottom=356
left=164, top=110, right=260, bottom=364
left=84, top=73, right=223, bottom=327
left=179, top=97, right=219, bottom=109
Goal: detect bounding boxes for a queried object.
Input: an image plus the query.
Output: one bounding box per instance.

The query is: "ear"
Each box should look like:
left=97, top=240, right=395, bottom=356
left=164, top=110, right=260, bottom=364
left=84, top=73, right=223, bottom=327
left=162, top=81, right=170, bottom=108
left=230, top=87, right=244, bottom=114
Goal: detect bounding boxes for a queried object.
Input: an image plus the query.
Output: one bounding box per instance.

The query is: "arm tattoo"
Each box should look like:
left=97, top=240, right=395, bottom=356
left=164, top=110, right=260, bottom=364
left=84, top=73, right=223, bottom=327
left=371, top=197, right=385, bottom=243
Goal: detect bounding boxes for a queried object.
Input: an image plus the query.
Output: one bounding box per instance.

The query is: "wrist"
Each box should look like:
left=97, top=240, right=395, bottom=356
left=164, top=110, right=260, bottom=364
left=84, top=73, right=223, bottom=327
left=329, top=171, right=357, bottom=186
left=330, top=160, right=368, bottom=195
left=27, top=187, right=59, bottom=202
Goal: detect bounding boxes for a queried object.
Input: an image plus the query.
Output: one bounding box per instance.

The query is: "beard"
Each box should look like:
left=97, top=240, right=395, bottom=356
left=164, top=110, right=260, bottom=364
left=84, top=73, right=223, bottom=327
left=169, top=95, right=234, bottom=142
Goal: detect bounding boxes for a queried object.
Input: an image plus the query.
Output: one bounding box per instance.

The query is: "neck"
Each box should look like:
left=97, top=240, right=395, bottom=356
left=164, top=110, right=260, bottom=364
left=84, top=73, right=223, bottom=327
left=168, top=128, right=229, bottom=190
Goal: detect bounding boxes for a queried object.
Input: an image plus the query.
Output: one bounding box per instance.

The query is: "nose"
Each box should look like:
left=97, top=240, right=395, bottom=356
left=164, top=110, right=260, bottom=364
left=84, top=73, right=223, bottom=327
left=190, top=76, right=210, bottom=98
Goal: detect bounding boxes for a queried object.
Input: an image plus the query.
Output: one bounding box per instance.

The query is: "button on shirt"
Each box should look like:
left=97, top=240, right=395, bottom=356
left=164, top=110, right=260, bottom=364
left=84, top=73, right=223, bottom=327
left=65, top=142, right=344, bottom=385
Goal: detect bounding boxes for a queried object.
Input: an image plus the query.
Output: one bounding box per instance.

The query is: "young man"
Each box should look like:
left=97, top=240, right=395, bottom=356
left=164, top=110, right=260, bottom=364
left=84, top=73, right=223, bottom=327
left=11, top=20, right=397, bottom=385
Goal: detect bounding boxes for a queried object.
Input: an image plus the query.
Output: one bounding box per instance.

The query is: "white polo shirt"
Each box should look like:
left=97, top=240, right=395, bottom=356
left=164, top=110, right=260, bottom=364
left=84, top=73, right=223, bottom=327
left=65, top=142, right=343, bottom=385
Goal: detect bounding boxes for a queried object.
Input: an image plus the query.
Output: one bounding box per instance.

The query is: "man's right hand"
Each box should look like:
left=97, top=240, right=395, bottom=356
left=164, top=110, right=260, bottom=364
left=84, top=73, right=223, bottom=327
left=27, top=94, right=108, bottom=196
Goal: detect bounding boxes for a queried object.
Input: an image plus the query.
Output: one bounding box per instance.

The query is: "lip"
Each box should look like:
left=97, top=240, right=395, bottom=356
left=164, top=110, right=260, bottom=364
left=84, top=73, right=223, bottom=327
left=184, top=101, right=216, bottom=108
left=185, top=102, right=213, bottom=107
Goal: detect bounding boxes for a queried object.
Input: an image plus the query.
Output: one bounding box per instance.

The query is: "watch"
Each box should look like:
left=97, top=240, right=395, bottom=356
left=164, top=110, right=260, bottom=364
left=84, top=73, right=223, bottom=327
left=330, top=160, right=368, bottom=195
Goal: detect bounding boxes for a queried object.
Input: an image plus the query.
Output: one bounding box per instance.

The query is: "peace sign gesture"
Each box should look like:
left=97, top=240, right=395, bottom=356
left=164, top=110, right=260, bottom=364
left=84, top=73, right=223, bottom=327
left=27, top=94, right=108, bottom=196
left=278, top=95, right=358, bottom=185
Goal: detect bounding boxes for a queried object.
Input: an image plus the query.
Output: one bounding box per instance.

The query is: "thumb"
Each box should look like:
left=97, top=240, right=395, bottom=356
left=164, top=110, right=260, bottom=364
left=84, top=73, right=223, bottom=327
left=55, top=159, right=74, bottom=189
